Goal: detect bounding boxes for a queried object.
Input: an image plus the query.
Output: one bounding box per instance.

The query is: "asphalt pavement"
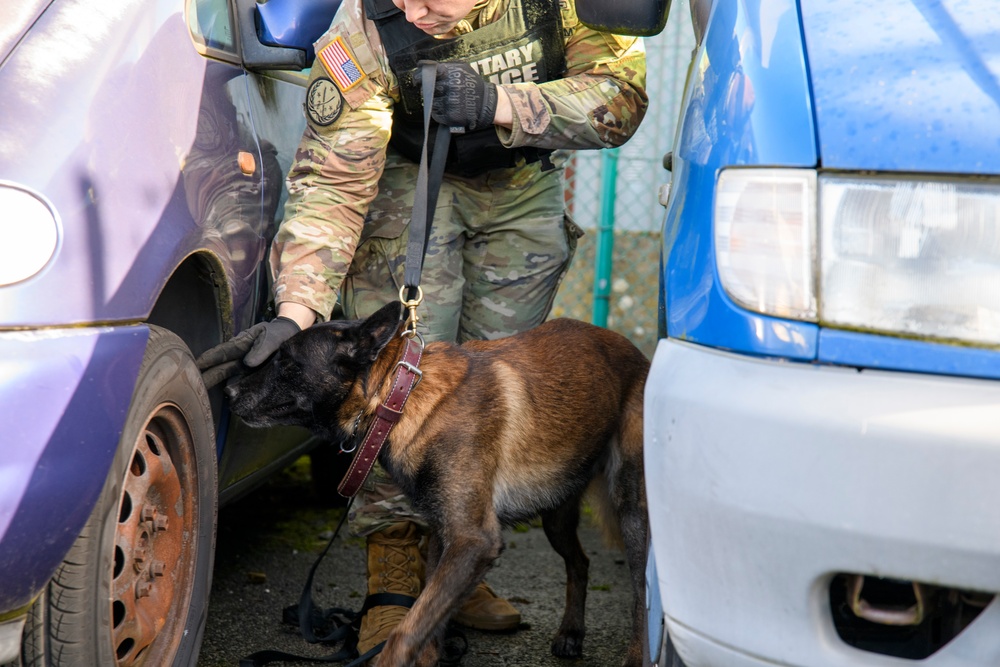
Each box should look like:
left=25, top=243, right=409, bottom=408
left=198, top=456, right=636, bottom=667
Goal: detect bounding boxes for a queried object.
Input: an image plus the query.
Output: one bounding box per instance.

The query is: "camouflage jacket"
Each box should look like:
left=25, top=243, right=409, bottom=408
left=271, top=0, right=648, bottom=320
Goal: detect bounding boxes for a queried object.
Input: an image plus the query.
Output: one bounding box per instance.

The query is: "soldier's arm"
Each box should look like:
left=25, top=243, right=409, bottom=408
left=270, top=14, right=394, bottom=323
left=496, top=11, right=648, bottom=151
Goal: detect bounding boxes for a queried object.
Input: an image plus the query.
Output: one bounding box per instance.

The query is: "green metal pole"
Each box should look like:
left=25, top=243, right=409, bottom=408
left=592, top=148, right=619, bottom=327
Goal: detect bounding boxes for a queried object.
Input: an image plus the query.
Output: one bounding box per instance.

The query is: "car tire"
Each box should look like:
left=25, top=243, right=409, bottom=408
left=19, top=326, right=217, bottom=666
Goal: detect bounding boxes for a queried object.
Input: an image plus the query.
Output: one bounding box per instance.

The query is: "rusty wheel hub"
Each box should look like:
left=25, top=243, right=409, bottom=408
left=111, top=404, right=198, bottom=666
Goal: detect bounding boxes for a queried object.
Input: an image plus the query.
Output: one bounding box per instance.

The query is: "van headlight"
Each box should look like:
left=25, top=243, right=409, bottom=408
left=715, top=169, right=818, bottom=320
left=0, top=183, right=61, bottom=286
left=715, top=169, right=1000, bottom=347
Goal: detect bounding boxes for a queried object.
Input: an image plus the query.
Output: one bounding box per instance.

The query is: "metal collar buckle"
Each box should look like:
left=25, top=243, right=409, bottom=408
left=394, top=359, right=423, bottom=388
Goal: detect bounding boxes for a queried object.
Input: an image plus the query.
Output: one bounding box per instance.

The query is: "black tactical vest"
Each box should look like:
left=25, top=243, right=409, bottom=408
left=363, top=0, right=566, bottom=177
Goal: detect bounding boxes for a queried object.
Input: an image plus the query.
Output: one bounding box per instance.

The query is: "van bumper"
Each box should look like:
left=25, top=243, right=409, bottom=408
left=0, top=326, right=148, bottom=621
left=644, top=338, right=1000, bottom=666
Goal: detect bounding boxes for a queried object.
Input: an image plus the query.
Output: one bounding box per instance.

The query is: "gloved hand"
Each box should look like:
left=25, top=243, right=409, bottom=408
left=195, top=317, right=301, bottom=389
left=241, top=316, right=301, bottom=366
left=416, top=61, right=498, bottom=132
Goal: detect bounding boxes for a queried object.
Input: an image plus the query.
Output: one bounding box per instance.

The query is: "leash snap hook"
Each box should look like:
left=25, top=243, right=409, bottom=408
left=399, top=284, right=424, bottom=337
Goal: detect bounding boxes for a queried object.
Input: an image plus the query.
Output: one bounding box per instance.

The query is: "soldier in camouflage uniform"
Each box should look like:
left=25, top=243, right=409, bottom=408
left=235, top=0, right=647, bottom=656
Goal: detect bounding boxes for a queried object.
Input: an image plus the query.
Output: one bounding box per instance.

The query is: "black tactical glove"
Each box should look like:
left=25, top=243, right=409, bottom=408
left=416, top=61, right=498, bottom=132
left=195, top=317, right=301, bottom=389
left=242, top=316, right=301, bottom=366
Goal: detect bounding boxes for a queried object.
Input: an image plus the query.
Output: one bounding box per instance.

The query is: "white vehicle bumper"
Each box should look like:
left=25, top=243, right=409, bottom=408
left=644, top=339, right=1000, bottom=667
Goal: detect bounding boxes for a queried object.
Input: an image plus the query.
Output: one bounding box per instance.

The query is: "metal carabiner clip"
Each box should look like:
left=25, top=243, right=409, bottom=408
left=399, top=284, right=424, bottom=337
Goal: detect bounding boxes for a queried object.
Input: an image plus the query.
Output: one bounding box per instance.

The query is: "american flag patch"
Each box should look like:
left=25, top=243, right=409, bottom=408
left=317, top=36, right=365, bottom=92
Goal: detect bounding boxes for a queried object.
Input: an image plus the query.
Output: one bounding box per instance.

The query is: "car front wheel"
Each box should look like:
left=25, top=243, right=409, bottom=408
left=19, top=326, right=217, bottom=666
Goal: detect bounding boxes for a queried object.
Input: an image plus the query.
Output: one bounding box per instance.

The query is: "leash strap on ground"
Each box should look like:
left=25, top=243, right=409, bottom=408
left=238, top=641, right=385, bottom=667
left=239, top=499, right=374, bottom=667
left=403, top=60, right=452, bottom=300
left=298, top=499, right=355, bottom=643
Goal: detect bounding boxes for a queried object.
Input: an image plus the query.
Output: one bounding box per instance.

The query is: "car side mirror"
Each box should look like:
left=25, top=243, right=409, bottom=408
left=234, top=0, right=343, bottom=71
left=575, top=0, right=672, bottom=36
left=234, top=0, right=670, bottom=69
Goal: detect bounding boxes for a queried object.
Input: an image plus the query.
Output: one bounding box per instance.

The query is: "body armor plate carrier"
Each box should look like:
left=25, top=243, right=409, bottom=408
left=363, top=0, right=566, bottom=177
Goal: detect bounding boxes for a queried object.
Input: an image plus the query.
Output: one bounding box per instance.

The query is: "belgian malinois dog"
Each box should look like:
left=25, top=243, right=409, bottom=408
left=225, top=302, right=650, bottom=667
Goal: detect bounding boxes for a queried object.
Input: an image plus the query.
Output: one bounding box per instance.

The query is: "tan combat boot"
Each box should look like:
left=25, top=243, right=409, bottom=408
left=454, top=581, right=521, bottom=631
left=356, top=522, right=425, bottom=657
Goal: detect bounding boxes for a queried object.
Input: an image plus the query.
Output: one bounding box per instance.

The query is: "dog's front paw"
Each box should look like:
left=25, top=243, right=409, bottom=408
left=550, top=630, right=585, bottom=658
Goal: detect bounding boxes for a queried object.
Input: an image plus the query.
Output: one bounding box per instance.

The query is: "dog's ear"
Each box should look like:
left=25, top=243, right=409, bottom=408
left=356, top=302, right=403, bottom=361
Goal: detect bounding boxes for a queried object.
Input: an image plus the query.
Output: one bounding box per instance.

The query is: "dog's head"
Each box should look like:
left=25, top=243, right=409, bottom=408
left=225, top=302, right=403, bottom=434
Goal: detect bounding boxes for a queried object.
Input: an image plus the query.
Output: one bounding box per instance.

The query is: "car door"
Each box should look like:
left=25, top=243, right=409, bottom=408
left=185, top=0, right=318, bottom=498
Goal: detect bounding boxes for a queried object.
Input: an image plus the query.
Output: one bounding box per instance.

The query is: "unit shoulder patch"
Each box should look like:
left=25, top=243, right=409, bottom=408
left=317, top=35, right=367, bottom=93
left=306, top=77, right=343, bottom=126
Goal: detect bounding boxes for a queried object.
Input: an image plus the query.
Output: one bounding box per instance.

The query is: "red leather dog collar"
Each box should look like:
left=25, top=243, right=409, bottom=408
left=337, top=335, right=424, bottom=498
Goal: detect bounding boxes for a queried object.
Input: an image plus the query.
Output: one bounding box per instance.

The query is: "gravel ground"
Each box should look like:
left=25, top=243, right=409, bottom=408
left=198, top=457, right=636, bottom=667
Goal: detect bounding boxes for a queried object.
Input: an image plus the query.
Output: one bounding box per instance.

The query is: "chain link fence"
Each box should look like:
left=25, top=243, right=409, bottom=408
left=550, top=1, right=696, bottom=358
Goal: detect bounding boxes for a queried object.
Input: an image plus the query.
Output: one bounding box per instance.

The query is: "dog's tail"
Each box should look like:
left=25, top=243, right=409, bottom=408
left=585, top=378, right=647, bottom=551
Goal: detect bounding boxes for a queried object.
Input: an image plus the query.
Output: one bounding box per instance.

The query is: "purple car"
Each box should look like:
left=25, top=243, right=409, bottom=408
left=0, top=0, right=337, bottom=664
left=0, top=0, right=649, bottom=663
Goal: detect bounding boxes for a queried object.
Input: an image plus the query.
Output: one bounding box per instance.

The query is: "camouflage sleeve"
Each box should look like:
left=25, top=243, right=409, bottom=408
left=270, top=2, right=395, bottom=321
left=496, top=2, right=648, bottom=150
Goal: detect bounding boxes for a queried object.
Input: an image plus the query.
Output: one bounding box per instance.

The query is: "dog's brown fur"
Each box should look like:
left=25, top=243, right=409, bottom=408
left=226, top=302, right=650, bottom=667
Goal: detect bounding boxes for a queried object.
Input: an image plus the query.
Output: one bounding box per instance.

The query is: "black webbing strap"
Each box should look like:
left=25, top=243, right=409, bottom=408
left=238, top=643, right=381, bottom=667
left=403, top=61, right=453, bottom=301
left=238, top=499, right=417, bottom=667
left=236, top=495, right=467, bottom=667
left=299, top=500, right=353, bottom=642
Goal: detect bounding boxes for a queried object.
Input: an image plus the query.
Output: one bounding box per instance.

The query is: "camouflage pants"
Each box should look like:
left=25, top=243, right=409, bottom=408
left=342, top=148, right=582, bottom=538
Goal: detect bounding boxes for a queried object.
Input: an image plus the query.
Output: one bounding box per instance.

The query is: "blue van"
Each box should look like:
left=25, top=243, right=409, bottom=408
left=641, top=1, right=1000, bottom=666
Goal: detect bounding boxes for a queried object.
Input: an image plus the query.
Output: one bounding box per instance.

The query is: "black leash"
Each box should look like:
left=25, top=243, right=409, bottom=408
left=403, top=61, right=454, bottom=303
left=238, top=495, right=466, bottom=667
left=238, top=498, right=388, bottom=667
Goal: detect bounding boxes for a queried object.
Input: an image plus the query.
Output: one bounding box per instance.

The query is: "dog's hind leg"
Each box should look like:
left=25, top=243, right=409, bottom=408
left=615, top=477, right=648, bottom=667
left=613, top=390, right=649, bottom=667
left=540, top=496, right=590, bottom=659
